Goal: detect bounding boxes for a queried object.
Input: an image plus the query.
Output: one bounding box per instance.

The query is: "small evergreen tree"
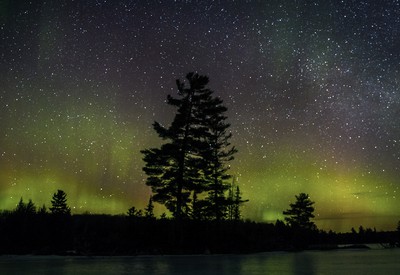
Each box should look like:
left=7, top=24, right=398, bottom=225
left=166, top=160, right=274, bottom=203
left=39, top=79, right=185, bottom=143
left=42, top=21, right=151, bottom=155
left=144, top=196, right=155, bottom=219
left=283, top=193, right=315, bottom=229
left=233, top=186, right=248, bottom=221
left=38, top=204, right=48, bottom=215
left=127, top=206, right=135, bottom=216
left=226, top=182, right=248, bottom=221
left=127, top=206, right=143, bottom=218
left=26, top=199, right=36, bottom=214
left=233, top=186, right=241, bottom=221
left=15, top=197, right=26, bottom=214
left=15, top=198, right=36, bottom=215
left=50, top=190, right=71, bottom=215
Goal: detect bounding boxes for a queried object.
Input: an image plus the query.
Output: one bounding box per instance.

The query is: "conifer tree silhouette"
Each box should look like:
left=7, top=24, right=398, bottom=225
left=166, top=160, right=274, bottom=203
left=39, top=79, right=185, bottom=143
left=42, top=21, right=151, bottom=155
left=144, top=196, right=155, bottom=219
left=142, top=72, right=237, bottom=220
left=283, top=193, right=315, bottom=229
left=50, top=190, right=71, bottom=215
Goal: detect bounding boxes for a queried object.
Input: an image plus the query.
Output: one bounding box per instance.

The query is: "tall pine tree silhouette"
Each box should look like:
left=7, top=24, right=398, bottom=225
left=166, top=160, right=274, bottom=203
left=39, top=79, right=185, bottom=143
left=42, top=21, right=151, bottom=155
left=141, top=72, right=237, bottom=220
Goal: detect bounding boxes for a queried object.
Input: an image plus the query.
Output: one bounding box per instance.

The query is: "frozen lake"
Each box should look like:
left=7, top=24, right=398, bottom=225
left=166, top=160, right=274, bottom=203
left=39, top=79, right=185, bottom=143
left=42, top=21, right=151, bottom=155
left=1, top=248, right=400, bottom=274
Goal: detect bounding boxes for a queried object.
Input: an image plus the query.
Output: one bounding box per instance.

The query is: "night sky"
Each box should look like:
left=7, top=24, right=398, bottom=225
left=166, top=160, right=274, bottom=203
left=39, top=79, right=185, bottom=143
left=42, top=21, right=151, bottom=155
left=1, top=0, right=399, bottom=232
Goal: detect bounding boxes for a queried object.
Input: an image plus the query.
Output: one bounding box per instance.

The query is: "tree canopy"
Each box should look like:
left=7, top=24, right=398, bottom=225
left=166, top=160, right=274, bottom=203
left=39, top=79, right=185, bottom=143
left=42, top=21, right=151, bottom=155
left=141, top=72, right=240, bottom=220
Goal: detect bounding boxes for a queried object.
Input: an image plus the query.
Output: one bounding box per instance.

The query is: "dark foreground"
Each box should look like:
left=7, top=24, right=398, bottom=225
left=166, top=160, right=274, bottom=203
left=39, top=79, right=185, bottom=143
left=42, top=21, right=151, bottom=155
left=0, top=213, right=398, bottom=255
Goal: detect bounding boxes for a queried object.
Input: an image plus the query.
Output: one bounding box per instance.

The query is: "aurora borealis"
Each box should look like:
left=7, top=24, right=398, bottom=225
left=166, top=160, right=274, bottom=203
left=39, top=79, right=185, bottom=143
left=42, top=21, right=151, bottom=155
left=1, top=0, right=399, bottom=232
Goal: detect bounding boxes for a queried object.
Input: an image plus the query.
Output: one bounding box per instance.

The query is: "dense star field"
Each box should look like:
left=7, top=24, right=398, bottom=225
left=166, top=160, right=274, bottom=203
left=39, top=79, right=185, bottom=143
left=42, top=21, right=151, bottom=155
left=1, top=1, right=399, bottom=232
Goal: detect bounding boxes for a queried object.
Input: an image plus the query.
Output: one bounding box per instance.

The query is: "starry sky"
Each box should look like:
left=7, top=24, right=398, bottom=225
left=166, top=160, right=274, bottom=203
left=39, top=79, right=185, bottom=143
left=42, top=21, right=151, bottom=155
left=1, top=0, right=399, bottom=232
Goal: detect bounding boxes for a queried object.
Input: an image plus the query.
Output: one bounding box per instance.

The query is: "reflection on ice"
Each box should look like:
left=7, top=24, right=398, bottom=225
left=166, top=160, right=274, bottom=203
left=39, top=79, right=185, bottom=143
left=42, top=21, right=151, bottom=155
left=1, top=249, right=400, bottom=274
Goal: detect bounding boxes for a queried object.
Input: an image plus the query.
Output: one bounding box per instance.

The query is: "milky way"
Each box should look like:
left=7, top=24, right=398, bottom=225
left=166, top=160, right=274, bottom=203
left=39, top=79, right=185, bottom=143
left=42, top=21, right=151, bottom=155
left=1, top=0, right=399, bottom=231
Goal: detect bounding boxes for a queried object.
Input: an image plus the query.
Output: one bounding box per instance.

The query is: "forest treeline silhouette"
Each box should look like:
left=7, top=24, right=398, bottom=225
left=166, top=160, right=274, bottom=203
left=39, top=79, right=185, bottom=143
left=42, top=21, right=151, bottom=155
left=1, top=73, right=399, bottom=255
left=0, top=189, right=399, bottom=255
